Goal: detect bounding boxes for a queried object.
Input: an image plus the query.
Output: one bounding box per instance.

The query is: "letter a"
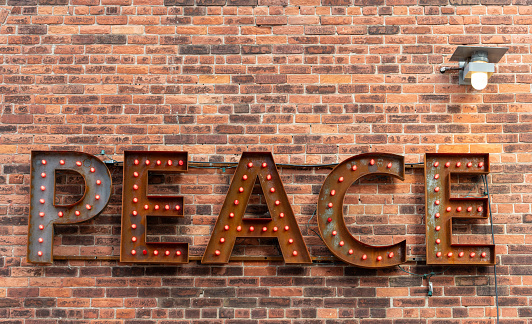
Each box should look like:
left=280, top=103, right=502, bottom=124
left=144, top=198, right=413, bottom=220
left=202, top=152, right=311, bottom=264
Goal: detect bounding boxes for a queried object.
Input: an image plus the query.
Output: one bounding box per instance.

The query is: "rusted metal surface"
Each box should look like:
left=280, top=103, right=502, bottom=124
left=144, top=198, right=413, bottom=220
left=120, top=151, right=189, bottom=264
left=317, top=153, right=407, bottom=269
left=202, top=152, right=312, bottom=264
left=425, top=153, right=494, bottom=266
left=28, top=151, right=112, bottom=264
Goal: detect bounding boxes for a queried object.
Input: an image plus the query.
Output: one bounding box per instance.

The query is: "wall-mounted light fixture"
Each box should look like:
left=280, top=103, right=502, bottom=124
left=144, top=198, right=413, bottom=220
left=440, top=46, right=508, bottom=91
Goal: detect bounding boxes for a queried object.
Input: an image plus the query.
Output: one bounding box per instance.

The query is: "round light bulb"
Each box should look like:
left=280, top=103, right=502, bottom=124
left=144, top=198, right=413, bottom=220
left=471, top=71, right=488, bottom=90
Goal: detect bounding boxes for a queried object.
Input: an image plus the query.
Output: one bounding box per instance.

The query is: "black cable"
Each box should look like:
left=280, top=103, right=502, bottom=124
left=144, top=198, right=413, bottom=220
left=306, top=209, right=323, bottom=241
left=483, top=174, right=499, bottom=324
left=187, top=161, right=424, bottom=169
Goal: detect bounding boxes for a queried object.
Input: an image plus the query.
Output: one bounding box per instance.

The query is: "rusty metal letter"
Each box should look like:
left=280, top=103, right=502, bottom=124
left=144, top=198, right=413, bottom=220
left=28, top=151, right=112, bottom=264
left=202, top=152, right=311, bottom=264
left=425, top=153, right=494, bottom=265
left=317, top=153, right=407, bottom=268
left=120, top=151, right=189, bottom=264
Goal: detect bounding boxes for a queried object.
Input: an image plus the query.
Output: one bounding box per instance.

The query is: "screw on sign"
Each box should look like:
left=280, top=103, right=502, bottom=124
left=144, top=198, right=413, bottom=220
left=27, top=151, right=495, bottom=268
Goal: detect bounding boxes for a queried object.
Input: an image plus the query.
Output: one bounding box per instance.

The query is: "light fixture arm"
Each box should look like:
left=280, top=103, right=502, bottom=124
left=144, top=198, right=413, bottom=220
left=439, top=65, right=463, bottom=74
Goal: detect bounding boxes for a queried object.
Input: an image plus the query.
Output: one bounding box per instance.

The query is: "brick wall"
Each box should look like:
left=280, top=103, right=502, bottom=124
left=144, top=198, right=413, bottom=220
left=1, top=0, right=532, bottom=322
